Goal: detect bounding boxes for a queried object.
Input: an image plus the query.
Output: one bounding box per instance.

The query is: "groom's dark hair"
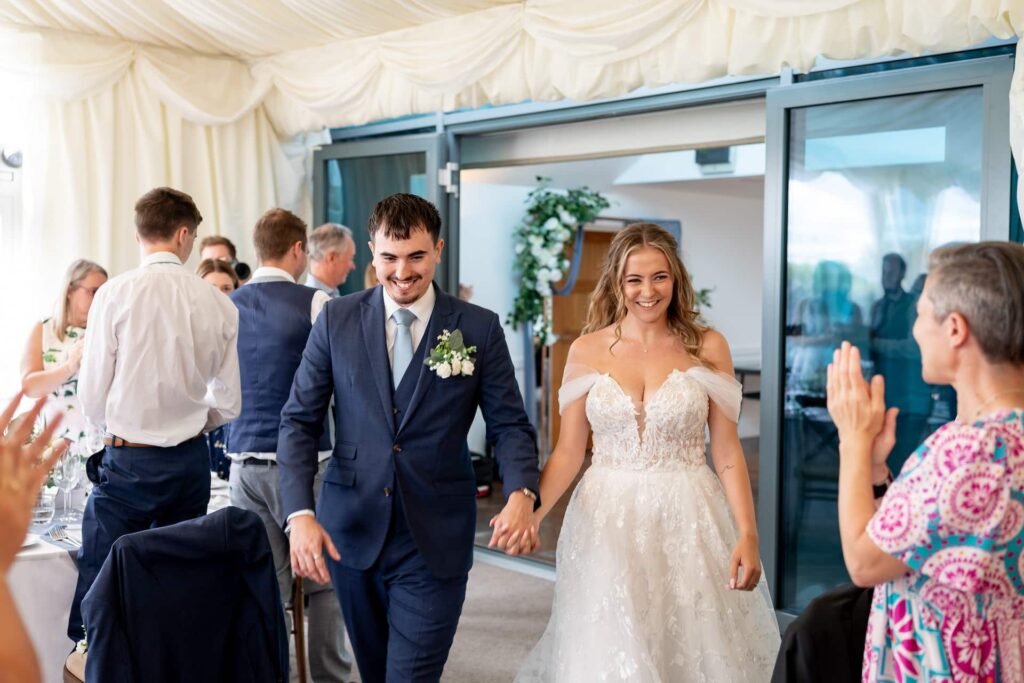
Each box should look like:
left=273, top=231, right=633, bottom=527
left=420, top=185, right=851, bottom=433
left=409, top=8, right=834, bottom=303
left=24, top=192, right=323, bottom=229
left=368, top=193, right=441, bottom=243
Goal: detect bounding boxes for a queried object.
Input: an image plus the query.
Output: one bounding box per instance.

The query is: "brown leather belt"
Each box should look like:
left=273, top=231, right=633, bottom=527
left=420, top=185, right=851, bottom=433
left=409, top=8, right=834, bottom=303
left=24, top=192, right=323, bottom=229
left=103, top=433, right=202, bottom=449
left=103, top=435, right=158, bottom=448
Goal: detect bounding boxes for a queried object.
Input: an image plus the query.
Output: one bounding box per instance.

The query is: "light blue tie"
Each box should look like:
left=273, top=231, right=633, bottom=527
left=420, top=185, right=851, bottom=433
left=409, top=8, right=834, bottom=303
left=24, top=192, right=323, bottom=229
left=391, top=308, right=416, bottom=388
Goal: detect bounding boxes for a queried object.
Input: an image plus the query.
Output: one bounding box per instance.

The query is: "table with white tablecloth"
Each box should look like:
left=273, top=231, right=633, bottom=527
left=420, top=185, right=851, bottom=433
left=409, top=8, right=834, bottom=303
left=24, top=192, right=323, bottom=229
left=8, top=474, right=232, bottom=683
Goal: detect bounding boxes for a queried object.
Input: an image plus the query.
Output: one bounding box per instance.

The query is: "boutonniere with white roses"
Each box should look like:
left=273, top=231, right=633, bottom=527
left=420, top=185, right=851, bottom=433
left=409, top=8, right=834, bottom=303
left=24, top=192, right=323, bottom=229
left=425, top=329, right=476, bottom=379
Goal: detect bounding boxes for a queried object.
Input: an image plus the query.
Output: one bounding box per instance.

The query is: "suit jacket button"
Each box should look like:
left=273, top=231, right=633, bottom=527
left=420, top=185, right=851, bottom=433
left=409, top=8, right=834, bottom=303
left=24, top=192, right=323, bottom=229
left=383, top=487, right=392, bottom=496
left=392, top=444, right=402, bottom=453
left=393, top=408, right=399, bottom=415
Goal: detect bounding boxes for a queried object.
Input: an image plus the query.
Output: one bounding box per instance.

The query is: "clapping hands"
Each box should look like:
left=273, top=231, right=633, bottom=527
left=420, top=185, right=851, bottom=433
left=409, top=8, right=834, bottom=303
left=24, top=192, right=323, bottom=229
left=0, top=393, right=66, bottom=572
left=827, top=341, right=899, bottom=468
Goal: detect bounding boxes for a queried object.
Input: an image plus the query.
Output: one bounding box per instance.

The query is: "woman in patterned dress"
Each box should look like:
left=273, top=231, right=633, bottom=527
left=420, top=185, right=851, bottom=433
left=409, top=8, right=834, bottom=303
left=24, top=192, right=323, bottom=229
left=829, top=241, right=1024, bottom=682
left=20, top=259, right=107, bottom=457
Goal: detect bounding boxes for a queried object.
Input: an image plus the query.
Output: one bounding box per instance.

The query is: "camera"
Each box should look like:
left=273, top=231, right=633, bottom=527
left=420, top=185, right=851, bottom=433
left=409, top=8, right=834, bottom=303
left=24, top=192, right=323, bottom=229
left=229, top=260, right=251, bottom=281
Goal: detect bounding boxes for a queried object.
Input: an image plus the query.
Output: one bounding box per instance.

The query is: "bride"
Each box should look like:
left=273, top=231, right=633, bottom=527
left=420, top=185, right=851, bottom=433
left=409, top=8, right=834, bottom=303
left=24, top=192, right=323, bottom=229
left=507, top=223, right=780, bottom=681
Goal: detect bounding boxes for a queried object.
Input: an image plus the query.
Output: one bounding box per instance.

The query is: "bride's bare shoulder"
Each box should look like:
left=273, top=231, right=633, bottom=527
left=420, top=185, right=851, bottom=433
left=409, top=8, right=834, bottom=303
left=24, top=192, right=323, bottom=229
left=567, top=327, right=616, bottom=365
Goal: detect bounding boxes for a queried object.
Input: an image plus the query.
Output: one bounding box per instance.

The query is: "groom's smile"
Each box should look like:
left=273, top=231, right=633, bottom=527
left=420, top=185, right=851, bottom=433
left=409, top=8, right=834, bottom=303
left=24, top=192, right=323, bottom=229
left=370, top=225, right=444, bottom=306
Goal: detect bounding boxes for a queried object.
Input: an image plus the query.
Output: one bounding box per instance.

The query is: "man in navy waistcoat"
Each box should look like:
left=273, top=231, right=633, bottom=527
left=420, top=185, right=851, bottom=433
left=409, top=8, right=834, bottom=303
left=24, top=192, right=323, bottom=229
left=227, top=208, right=352, bottom=681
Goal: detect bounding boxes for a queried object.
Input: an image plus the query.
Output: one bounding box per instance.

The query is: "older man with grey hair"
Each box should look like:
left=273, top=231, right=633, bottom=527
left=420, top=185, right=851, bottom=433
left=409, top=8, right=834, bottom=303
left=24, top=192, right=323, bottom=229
left=305, top=223, right=356, bottom=297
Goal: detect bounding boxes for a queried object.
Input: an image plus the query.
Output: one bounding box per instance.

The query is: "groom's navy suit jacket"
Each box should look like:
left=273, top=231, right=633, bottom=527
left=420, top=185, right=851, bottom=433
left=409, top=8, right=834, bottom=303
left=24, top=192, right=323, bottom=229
left=278, top=284, right=539, bottom=579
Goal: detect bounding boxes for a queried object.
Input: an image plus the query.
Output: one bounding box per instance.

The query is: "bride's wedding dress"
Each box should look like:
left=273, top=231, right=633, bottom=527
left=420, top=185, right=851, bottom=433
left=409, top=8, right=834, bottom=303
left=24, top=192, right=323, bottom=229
left=517, top=365, right=780, bottom=682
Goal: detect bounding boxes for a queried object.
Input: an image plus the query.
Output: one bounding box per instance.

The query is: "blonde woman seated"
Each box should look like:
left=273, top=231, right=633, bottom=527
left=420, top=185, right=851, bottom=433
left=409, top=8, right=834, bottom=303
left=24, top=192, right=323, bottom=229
left=20, top=259, right=107, bottom=457
left=828, top=242, right=1024, bottom=682
left=510, top=224, right=779, bottom=681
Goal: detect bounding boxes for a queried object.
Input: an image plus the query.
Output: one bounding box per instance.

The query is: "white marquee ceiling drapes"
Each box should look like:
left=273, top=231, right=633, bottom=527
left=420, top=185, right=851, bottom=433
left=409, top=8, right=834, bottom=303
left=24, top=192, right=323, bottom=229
left=1, top=1, right=1020, bottom=135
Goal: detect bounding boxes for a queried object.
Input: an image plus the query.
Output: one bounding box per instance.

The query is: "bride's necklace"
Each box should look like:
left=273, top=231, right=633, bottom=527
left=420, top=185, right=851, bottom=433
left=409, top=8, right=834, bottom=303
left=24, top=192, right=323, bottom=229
left=957, top=388, right=1024, bottom=422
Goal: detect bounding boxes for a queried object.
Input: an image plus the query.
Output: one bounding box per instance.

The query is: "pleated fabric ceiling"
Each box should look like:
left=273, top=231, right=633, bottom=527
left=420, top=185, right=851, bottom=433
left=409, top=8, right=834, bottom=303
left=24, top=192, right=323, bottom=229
left=1, top=0, right=1020, bottom=136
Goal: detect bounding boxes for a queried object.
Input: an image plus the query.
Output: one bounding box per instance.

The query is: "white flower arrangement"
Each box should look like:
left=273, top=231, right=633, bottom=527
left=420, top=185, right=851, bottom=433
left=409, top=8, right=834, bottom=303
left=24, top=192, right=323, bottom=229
left=424, top=329, right=476, bottom=378
left=508, top=178, right=609, bottom=346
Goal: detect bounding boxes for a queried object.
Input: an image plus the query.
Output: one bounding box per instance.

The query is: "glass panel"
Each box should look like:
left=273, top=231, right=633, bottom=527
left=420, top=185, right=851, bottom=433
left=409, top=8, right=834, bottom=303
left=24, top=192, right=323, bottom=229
left=779, top=87, right=983, bottom=611
left=323, top=153, right=427, bottom=296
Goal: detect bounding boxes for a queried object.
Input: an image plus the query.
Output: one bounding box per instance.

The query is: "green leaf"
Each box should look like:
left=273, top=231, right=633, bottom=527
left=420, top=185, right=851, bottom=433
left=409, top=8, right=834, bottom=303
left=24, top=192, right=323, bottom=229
left=448, top=330, right=465, bottom=352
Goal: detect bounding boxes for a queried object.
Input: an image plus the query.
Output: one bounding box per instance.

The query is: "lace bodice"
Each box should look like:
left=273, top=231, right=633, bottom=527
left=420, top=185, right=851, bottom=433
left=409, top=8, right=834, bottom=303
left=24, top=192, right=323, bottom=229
left=560, top=366, right=743, bottom=472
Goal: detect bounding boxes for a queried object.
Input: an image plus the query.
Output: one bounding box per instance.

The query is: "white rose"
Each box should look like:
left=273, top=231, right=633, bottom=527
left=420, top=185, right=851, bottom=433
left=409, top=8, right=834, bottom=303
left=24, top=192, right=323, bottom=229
left=515, top=242, right=525, bottom=254
left=450, top=358, right=463, bottom=375
left=435, top=362, right=452, bottom=379
left=543, top=217, right=561, bottom=232
left=557, top=206, right=577, bottom=226
left=461, top=360, right=475, bottom=376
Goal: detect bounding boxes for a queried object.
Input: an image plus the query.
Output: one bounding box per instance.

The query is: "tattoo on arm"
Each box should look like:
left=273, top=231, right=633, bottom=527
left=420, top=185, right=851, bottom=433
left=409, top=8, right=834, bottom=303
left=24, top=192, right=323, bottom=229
left=717, top=464, right=735, bottom=475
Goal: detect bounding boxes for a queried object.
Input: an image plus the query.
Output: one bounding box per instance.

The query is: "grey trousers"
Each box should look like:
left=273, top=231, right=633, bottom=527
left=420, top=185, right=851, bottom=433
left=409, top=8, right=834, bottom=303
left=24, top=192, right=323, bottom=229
left=229, top=459, right=353, bottom=683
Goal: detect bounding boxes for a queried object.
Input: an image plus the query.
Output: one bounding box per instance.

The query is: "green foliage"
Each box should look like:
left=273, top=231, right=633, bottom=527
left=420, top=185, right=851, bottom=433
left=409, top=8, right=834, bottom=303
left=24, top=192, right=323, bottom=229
left=507, top=177, right=609, bottom=346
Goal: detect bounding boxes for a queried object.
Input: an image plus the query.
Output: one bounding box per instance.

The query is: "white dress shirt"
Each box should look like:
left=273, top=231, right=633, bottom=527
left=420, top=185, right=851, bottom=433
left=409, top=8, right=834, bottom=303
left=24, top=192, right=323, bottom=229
left=227, top=266, right=332, bottom=463
left=78, top=251, right=242, bottom=447
left=287, top=284, right=437, bottom=526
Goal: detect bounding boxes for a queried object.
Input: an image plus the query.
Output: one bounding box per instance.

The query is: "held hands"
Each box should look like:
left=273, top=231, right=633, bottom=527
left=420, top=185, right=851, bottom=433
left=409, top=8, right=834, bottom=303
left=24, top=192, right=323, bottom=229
left=826, top=342, right=898, bottom=457
left=487, top=491, right=539, bottom=556
left=729, top=533, right=762, bottom=591
left=0, top=393, right=67, bottom=572
left=288, top=515, right=341, bottom=585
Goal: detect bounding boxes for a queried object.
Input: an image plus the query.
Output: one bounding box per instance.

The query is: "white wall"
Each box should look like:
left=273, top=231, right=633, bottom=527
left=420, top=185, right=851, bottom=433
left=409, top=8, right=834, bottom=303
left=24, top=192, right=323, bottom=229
left=459, top=181, right=537, bottom=452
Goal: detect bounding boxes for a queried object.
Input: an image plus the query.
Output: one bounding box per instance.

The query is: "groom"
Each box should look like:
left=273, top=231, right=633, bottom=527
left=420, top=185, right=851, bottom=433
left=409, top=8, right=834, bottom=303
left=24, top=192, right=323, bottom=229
left=278, top=193, right=540, bottom=682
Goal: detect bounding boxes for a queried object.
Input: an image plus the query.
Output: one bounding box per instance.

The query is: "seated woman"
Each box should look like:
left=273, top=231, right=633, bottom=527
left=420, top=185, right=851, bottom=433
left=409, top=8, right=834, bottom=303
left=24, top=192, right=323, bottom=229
left=822, top=241, right=1024, bottom=682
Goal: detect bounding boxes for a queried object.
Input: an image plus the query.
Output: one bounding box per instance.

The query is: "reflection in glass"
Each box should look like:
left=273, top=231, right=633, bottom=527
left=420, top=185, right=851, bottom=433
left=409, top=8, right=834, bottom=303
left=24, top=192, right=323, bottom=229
left=780, top=88, right=983, bottom=611
left=324, top=153, right=427, bottom=296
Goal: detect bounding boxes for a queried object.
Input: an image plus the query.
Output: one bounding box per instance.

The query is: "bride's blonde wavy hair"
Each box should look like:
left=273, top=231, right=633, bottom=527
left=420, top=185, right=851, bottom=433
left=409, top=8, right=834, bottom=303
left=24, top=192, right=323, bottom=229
left=582, top=223, right=708, bottom=362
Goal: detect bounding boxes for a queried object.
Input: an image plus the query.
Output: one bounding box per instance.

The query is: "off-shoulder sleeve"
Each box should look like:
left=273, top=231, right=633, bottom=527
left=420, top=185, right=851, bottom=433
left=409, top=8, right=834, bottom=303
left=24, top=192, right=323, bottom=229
left=558, top=363, right=602, bottom=415
left=687, top=367, right=743, bottom=423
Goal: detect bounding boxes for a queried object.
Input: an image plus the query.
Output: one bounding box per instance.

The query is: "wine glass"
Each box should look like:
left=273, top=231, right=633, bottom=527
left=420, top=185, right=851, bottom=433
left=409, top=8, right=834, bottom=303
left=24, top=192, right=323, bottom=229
left=53, top=451, right=84, bottom=525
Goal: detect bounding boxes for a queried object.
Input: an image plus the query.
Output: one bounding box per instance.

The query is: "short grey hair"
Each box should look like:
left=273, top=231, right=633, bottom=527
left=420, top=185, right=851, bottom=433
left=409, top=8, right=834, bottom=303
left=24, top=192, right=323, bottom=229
left=927, top=241, right=1024, bottom=364
left=308, top=223, right=354, bottom=261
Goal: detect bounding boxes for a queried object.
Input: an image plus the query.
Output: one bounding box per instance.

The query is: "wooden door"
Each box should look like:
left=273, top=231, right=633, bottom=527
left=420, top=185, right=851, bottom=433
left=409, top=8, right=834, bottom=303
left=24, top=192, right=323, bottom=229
left=549, top=230, right=613, bottom=443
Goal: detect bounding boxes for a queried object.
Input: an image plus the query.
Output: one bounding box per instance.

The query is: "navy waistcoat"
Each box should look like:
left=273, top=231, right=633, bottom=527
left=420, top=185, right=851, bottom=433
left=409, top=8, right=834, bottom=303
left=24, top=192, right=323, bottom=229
left=227, top=281, right=331, bottom=453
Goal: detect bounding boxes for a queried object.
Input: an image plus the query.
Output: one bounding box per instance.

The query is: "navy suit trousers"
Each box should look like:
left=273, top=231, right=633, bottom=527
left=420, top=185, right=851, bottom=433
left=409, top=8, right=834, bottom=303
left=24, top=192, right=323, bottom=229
left=327, top=484, right=468, bottom=683
left=68, top=437, right=210, bottom=641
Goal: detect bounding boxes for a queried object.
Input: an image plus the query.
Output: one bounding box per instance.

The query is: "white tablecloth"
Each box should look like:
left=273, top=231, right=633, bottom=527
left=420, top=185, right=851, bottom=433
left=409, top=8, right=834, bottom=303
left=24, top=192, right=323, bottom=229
left=10, top=474, right=231, bottom=683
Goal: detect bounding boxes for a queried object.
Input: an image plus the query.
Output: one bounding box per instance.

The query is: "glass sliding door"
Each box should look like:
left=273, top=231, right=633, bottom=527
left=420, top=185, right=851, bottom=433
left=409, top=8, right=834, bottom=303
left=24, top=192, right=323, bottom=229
left=313, top=134, right=454, bottom=295
left=761, top=56, right=1013, bottom=617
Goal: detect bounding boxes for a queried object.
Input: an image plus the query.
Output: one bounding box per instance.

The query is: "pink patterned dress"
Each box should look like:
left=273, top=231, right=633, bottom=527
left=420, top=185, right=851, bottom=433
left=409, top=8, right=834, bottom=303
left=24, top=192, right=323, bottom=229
left=865, top=409, right=1024, bottom=683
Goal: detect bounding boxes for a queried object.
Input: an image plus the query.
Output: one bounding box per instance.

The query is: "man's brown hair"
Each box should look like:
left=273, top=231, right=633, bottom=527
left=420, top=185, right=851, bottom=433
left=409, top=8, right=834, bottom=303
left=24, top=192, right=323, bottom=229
left=199, top=235, right=237, bottom=260
left=134, top=187, right=203, bottom=243
left=367, top=193, right=441, bottom=243
left=253, top=208, right=307, bottom=261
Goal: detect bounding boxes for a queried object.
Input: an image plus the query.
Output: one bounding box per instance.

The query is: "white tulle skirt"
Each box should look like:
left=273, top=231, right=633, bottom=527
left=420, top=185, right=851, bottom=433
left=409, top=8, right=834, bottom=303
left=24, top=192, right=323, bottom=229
left=516, top=464, right=781, bottom=682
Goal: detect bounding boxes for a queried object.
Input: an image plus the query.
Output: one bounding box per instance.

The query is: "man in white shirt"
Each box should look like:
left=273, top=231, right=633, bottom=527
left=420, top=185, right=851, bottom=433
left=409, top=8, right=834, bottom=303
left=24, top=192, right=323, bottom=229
left=305, top=223, right=356, bottom=298
left=68, top=187, right=241, bottom=642
left=225, top=209, right=352, bottom=681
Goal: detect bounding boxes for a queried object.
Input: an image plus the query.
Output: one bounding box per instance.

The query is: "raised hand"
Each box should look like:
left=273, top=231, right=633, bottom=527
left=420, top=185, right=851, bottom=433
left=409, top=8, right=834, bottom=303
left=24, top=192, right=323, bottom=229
left=0, top=393, right=67, bottom=572
left=288, top=515, right=340, bottom=585
left=826, top=341, right=887, bottom=446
